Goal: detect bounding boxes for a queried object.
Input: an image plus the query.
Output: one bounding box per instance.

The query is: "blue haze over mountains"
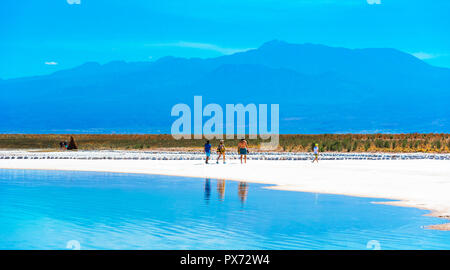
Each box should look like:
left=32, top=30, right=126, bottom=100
left=1, top=40, right=449, bottom=134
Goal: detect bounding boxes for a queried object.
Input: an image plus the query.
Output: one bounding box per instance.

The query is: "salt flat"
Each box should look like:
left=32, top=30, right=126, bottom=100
left=1, top=152, right=449, bottom=230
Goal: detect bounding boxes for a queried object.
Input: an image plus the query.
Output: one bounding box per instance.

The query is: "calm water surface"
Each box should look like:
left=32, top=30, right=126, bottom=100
left=0, top=169, right=449, bottom=250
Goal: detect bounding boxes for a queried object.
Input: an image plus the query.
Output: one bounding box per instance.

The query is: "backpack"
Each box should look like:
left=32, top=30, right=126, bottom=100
left=217, top=145, right=225, bottom=153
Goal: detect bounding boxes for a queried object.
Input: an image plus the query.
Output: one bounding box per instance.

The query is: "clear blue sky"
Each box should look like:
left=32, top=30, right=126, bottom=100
left=1, top=0, right=449, bottom=79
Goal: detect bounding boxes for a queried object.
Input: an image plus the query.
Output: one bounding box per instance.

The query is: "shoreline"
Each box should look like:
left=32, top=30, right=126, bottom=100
left=1, top=151, right=450, bottom=231
left=1, top=149, right=449, bottom=160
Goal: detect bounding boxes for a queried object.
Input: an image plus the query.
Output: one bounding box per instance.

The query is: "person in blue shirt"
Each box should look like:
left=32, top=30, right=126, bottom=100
left=204, top=140, right=212, bottom=164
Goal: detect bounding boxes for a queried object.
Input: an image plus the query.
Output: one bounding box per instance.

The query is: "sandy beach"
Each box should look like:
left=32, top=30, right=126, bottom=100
left=1, top=151, right=450, bottom=230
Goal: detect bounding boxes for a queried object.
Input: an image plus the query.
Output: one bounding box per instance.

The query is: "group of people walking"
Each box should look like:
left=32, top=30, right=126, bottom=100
left=204, top=140, right=320, bottom=164
left=204, top=139, right=249, bottom=164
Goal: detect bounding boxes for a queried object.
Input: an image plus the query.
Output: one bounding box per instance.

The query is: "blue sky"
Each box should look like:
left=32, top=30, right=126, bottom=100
left=1, top=0, right=449, bottom=79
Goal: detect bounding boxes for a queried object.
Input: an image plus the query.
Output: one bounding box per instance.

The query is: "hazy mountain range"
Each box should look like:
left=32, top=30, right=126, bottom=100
left=1, top=40, right=449, bottom=134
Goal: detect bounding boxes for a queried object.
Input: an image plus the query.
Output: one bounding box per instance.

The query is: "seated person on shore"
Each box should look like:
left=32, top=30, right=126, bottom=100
left=204, top=140, right=212, bottom=164
left=237, top=139, right=248, bottom=164
left=217, top=140, right=226, bottom=164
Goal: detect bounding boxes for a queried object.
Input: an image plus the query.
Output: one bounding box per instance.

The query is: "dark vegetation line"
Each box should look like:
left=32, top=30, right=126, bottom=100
left=1, top=134, right=449, bottom=153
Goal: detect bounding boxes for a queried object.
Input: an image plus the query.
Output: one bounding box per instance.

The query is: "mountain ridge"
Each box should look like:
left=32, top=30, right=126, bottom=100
left=1, top=41, right=449, bottom=134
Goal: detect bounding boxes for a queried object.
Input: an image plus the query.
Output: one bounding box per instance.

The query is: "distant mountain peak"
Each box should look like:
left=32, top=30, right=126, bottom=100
left=258, top=40, right=336, bottom=53
left=259, top=39, right=289, bottom=48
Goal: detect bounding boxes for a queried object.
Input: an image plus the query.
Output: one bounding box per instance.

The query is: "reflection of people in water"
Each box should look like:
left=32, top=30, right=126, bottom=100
left=204, top=178, right=211, bottom=201
left=238, top=182, right=249, bottom=204
left=217, top=179, right=226, bottom=201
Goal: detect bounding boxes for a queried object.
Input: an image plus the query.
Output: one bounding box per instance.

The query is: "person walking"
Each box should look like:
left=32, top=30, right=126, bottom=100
left=237, top=139, right=248, bottom=164
left=312, top=143, right=319, bottom=163
left=217, top=140, right=226, bottom=164
left=204, top=140, right=212, bottom=164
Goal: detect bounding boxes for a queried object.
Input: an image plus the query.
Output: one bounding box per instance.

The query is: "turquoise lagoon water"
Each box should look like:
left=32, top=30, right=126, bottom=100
left=0, top=169, right=449, bottom=250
